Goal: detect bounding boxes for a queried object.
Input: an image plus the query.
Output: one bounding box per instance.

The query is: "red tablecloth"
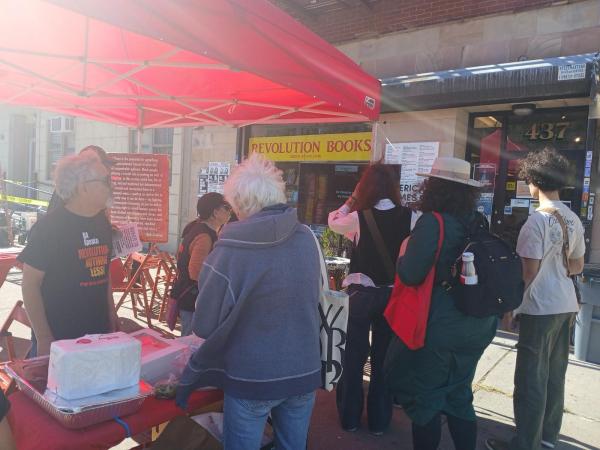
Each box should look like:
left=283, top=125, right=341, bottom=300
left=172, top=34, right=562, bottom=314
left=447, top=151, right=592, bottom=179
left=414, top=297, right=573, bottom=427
left=0, top=253, right=20, bottom=288
left=8, top=389, right=223, bottom=450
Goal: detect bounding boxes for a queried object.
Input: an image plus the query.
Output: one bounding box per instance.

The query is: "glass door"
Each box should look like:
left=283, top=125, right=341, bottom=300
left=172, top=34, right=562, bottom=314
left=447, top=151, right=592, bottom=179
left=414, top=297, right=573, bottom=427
left=467, top=107, right=589, bottom=249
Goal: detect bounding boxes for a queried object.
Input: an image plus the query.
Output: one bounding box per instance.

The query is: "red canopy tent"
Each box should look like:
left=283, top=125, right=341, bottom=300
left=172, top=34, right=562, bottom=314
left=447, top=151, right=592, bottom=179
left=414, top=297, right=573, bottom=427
left=0, top=0, right=380, bottom=129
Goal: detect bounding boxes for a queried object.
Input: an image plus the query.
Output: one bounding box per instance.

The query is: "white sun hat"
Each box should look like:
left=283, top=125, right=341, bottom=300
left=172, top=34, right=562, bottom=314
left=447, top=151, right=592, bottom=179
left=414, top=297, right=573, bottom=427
left=416, top=157, right=482, bottom=187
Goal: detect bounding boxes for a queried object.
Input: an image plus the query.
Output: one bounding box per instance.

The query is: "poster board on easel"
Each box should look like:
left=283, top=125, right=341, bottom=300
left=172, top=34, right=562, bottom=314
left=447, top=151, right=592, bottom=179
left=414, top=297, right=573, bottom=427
left=109, top=153, right=170, bottom=243
left=109, top=153, right=171, bottom=328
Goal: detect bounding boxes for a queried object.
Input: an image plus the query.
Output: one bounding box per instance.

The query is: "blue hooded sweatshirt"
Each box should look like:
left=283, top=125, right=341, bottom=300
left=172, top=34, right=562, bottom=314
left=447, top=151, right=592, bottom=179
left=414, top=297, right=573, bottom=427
left=176, top=205, right=322, bottom=406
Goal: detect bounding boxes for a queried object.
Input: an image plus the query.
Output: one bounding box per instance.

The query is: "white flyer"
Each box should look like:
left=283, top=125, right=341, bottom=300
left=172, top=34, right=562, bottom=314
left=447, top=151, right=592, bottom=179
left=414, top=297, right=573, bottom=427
left=384, top=142, right=439, bottom=204
left=112, top=223, right=143, bottom=258
left=207, top=162, right=230, bottom=194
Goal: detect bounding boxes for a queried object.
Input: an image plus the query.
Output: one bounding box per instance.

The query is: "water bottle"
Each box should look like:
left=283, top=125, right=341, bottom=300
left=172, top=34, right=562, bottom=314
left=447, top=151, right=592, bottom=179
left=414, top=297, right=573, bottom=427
left=460, top=252, right=478, bottom=285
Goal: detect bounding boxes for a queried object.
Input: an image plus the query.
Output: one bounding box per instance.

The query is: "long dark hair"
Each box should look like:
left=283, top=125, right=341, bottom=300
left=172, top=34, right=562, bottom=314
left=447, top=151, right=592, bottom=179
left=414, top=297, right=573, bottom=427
left=418, top=177, right=479, bottom=215
left=354, top=163, right=402, bottom=211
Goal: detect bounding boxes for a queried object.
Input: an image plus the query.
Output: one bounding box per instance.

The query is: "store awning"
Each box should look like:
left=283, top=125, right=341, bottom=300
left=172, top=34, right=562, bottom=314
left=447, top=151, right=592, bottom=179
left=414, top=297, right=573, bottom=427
left=381, top=53, right=597, bottom=112
left=0, top=0, right=380, bottom=128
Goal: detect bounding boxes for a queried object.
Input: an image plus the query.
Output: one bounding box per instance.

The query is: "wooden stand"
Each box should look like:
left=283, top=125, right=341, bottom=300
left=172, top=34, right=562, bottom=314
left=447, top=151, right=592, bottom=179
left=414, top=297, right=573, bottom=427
left=114, top=243, right=176, bottom=328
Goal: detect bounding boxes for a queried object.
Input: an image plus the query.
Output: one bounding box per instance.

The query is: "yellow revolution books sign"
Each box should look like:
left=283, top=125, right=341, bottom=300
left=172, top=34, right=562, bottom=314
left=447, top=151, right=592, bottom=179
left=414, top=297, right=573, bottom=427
left=249, top=132, right=372, bottom=162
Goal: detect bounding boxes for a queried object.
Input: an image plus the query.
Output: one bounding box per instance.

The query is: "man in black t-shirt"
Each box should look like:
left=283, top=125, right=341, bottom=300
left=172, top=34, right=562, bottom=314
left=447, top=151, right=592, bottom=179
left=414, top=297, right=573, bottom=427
left=47, top=145, right=115, bottom=213
left=19, top=152, right=117, bottom=356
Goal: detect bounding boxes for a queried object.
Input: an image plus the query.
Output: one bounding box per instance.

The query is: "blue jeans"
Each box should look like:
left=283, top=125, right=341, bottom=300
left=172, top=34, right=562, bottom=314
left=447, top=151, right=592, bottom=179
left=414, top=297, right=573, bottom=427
left=179, top=310, right=194, bottom=337
left=223, top=391, right=316, bottom=450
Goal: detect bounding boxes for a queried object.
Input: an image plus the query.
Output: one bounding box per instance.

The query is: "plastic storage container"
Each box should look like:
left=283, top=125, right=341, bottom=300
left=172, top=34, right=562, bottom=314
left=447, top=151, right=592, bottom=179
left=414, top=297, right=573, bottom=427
left=574, top=264, right=600, bottom=364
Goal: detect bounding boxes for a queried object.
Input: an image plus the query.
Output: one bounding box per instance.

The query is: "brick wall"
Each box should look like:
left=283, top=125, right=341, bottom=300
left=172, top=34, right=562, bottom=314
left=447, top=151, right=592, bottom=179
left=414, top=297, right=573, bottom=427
left=273, top=0, right=577, bottom=44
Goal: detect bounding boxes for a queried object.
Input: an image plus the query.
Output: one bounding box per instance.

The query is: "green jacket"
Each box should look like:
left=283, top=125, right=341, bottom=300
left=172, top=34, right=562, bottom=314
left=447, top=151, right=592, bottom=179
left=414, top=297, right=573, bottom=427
left=385, top=212, right=497, bottom=425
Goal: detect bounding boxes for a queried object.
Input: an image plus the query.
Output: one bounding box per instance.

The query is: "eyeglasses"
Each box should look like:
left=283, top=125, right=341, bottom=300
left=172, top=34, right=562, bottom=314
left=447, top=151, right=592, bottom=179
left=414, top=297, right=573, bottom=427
left=85, top=176, right=111, bottom=187
left=220, top=204, right=232, bottom=213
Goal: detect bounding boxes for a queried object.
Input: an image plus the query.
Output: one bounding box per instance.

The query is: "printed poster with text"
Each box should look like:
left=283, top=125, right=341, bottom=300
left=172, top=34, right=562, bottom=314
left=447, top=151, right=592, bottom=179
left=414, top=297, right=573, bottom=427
left=110, top=154, right=170, bottom=243
left=384, top=142, right=439, bottom=204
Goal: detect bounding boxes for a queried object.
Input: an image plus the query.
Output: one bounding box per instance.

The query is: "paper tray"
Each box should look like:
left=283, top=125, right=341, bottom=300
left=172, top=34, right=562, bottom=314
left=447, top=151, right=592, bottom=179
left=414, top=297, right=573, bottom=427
left=4, top=357, right=152, bottom=429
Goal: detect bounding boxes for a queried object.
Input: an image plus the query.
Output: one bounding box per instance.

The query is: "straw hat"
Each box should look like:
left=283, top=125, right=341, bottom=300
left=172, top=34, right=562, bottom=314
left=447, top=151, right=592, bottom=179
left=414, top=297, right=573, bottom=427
left=416, top=157, right=482, bottom=187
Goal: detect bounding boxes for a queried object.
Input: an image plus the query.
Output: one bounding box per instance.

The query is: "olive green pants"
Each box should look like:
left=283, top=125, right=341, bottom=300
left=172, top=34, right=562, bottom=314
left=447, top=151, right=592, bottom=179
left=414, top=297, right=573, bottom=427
left=511, top=313, right=575, bottom=450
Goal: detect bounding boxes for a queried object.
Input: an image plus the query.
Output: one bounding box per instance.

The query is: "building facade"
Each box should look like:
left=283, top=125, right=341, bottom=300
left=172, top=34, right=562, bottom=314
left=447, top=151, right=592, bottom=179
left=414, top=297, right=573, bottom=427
left=1, top=0, right=599, bottom=259
left=260, top=0, right=600, bottom=262
left=0, top=105, right=240, bottom=253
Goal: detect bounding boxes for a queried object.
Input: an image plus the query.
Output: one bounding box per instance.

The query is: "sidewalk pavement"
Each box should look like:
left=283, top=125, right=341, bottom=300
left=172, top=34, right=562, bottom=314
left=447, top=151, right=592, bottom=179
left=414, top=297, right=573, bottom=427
left=1, top=267, right=598, bottom=449
left=307, top=333, right=600, bottom=450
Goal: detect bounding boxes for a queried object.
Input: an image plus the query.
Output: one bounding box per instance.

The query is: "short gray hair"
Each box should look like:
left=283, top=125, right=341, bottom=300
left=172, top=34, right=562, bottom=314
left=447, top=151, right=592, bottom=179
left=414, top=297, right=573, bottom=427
left=55, top=152, right=104, bottom=201
left=224, top=154, right=286, bottom=218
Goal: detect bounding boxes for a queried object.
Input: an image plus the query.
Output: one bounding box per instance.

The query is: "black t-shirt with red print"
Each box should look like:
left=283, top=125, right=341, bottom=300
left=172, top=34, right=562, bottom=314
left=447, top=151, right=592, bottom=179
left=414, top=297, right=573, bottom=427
left=18, top=206, right=112, bottom=340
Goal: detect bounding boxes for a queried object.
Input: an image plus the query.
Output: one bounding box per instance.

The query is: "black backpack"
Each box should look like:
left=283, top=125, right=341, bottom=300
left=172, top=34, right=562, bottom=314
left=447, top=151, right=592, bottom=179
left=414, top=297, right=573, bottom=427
left=446, top=215, right=524, bottom=318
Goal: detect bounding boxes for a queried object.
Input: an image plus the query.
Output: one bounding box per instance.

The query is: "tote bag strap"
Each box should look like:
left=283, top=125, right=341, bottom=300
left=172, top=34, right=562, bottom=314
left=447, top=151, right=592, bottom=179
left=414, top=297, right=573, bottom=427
left=538, top=207, right=570, bottom=277
left=432, top=212, right=445, bottom=261
left=306, top=226, right=328, bottom=291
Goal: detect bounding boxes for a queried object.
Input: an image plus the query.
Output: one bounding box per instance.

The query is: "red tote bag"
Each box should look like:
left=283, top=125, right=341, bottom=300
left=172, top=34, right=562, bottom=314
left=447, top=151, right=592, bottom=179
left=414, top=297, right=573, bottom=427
left=384, top=212, right=444, bottom=350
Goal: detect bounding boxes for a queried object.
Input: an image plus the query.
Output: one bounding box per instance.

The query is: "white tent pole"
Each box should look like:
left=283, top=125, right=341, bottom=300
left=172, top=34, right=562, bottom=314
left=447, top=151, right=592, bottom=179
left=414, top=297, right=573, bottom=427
left=136, top=106, right=144, bottom=153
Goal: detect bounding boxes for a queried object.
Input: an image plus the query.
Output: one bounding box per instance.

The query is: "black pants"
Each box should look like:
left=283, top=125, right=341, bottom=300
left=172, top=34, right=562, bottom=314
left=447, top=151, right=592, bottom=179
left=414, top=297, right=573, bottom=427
left=336, top=285, right=393, bottom=432
left=412, top=413, right=477, bottom=450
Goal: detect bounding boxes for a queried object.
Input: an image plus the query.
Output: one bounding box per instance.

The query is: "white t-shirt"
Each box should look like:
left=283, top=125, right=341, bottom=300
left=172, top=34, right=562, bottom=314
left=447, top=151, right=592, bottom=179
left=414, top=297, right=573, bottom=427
left=515, top=200, right=585, bottom=315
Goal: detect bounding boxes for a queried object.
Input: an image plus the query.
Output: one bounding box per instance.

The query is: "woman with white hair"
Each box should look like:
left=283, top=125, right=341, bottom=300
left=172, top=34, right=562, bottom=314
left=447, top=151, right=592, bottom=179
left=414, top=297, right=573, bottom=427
left=176, top=154, right=321, bottom=450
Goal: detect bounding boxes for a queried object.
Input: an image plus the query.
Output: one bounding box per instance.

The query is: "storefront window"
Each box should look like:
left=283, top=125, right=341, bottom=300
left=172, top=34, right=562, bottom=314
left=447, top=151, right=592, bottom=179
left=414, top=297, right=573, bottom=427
left=297, top=163, right=366, bottom=225
left=246, top=125, right=372, bottom=259
left=467, top=107, right=591, bottom=250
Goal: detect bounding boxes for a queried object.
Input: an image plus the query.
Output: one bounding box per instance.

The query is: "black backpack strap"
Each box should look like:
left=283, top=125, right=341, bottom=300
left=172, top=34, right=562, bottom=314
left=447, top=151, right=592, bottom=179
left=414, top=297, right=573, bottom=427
left=362, top=209, right=396, bottom=280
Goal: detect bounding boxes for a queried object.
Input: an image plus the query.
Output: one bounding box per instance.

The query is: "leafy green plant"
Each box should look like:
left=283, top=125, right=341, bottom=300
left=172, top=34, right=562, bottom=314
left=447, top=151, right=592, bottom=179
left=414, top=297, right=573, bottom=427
left=319, top=227, right=351, bottom=258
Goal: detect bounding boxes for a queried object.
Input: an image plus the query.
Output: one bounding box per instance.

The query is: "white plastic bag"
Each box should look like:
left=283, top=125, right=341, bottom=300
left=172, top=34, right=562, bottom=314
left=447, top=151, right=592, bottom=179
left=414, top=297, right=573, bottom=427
left=47, top=332, right=141, bottom=400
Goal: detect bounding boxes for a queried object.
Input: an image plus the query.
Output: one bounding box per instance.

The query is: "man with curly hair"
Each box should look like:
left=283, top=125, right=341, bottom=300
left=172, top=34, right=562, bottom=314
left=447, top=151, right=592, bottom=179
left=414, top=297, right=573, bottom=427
left=487, top=148, right=585, bottom=450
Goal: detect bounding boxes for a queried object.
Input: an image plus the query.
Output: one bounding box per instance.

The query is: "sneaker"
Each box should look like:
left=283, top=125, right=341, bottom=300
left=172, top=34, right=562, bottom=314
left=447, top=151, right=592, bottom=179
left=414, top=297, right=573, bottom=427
left=485, top=438, right=511, bottom=450
left=343, top=426, right=358, bottom=432
left=369, top=430, right=384, bottom=436
left=541, top=440, right=556, bottom=449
